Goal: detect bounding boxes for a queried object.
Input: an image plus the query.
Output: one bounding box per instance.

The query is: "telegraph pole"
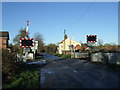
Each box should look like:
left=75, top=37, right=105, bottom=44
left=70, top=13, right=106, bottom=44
left=64, top=29, right=66, bottom=54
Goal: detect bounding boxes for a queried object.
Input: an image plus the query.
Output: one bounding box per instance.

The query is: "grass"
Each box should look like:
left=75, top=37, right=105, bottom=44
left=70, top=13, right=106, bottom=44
left=61, top=54, right=71, bottom=59
left=3, top=64, right=40, bottom=89
left=54, top=53, right=71, bottom=59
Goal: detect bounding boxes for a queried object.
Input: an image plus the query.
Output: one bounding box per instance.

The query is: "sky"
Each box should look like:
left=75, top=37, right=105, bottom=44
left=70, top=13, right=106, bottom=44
left=2, top=2, right=118, bottom=45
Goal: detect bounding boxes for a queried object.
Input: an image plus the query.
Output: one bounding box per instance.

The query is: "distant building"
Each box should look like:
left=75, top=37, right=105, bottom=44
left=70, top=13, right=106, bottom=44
left=75, top=43, right=90, bottom=51
left=57, top=35, right=81, bottom=54
left=0, top=31, right=10, bottom=50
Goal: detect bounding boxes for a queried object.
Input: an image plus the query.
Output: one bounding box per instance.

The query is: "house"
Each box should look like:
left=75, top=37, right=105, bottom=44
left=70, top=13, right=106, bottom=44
left=57, top=35, right=81, bottom=54
left=0, top=31, right=10, bottom=50
left=75, top=43, right=90, bottom=51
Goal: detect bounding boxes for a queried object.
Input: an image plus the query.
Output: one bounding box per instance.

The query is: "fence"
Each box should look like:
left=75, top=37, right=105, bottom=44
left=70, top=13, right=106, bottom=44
left=72, top=52, right=89, bottom=59
left=72, top=52, right=120, bottom=65
left=91, top=52, right=120, bottom=65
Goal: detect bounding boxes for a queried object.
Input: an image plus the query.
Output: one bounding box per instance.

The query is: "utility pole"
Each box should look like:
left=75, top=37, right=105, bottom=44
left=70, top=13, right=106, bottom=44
left=64, top=29, right=66, bottom=54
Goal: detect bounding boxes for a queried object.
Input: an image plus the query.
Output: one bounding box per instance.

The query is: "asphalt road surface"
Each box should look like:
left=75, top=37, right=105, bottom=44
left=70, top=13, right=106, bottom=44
left=40, top=53, right=120, bottom=88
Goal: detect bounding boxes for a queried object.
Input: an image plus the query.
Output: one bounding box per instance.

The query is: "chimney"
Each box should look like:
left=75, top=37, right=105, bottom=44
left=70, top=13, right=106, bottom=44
left=64, top=34, right=68, bottom=40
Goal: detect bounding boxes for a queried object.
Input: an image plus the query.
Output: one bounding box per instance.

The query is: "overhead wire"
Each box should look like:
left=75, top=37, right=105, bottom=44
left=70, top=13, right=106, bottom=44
left=66, top=0, right=96, bottom=30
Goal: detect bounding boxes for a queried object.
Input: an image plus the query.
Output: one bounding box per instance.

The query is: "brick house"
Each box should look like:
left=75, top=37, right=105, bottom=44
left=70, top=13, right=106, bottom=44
left=0, top=31, right=9, bottom=50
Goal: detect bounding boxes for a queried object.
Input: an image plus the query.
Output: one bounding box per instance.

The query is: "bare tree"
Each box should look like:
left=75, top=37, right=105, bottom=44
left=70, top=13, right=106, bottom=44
left=110, top=42, right=116, bottom=45
left=33, top=32, right=44, bottom=52
left=97, top=39, right=103, bottom=46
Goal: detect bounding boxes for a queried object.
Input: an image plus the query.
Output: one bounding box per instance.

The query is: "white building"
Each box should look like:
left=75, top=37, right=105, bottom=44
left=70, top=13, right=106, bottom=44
left=57, top=35, right=81, bottom=54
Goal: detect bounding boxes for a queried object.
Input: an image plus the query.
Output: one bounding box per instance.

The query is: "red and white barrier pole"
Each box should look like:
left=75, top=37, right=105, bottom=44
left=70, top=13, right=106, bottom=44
left=26, top=21, right=29, bottom=38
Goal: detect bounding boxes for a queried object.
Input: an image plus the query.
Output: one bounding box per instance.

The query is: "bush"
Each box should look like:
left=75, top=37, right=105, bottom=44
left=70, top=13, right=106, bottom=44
left=3, top=69, right=39, bottom=89
left=2, top=50, right=40, bottom=89
left=55, top=54, right=63, bottom=57
left=61, top=54, right=71, bottom=59
left=2, top=50, right=21, bottom=83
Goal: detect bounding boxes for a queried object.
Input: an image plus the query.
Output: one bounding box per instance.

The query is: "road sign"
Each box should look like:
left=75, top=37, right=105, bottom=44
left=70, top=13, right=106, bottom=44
left=86, top=35, right=97, bottom=43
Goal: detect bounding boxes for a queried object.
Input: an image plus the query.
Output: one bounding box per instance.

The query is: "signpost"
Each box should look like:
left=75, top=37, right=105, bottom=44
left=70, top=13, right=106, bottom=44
left=20, top=38, right=34, bottom=48
left=19, top=21, right=38, bottom=62
left=86, top=35, right=97, bottom=43
left=86, top=35, right=97, bottom=50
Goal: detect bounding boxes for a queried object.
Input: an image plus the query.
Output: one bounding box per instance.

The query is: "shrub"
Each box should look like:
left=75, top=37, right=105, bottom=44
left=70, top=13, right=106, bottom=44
left=61, top=54, right=71, bottom=59
left=2, top=50, right=21, bottom=83
left=3, top=69, right=39, bottom=89
left=55, top=54, right=63, bottom=57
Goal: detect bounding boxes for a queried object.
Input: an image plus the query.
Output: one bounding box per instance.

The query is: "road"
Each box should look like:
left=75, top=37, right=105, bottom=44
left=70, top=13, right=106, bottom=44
left=40, top=53, right=120, bottom=88
left=42, top=53, right=60, bottom=61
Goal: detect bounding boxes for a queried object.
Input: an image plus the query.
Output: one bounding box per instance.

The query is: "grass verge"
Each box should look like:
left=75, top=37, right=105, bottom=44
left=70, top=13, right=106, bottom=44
left=3, top=64, right=40, bottom=89
left=54, top=53, right=71, bottom=59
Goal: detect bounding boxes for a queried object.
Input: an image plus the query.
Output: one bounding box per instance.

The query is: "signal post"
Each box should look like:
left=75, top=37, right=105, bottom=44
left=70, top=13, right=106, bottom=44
left=86, top=35, right=97, bottom=50
left=19, top=21, right=38, bottom=62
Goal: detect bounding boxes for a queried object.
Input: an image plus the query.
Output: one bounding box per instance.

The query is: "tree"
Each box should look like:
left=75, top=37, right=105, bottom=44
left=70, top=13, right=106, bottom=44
left=97, top=39, right=103, bottom=46
left=12, top=28, right=26, bottom=53
left=110, top=42, right=116, bottom=45
left=104, top=43, right=111, bottom=46
left=104, top=43, right=118, bottom=51
left=33, top=32, right=44, bottom=52
left=13, top=28, right=26, bottom=46
left=44, top=43, right=57, bottom=54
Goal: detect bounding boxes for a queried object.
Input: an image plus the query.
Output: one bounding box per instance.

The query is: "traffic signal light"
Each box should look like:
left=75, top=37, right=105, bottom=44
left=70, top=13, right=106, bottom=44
left=20, top=38, right=34, bottom=48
